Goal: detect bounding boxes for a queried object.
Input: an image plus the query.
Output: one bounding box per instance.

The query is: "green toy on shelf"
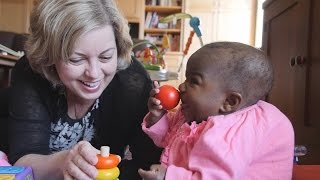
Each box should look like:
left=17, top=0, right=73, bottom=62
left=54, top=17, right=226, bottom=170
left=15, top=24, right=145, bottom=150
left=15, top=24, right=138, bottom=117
left=132, top=35, right=170, bottom=71
left=160, top=12, right=204, bottom=72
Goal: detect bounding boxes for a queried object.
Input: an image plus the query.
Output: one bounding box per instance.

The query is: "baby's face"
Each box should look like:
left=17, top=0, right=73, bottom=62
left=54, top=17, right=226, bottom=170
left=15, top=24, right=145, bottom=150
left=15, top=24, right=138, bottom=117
left=178, top=51, right=227, bottom=123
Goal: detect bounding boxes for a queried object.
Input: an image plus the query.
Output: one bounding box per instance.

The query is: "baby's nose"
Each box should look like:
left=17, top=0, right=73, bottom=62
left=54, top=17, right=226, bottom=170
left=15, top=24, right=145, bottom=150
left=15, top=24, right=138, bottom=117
left=178, top=82, right=186, bottom=92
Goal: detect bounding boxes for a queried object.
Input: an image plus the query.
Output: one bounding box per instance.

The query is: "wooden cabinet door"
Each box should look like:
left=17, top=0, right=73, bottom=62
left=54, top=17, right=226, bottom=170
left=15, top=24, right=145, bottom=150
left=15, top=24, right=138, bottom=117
left=115, top=0, right=143, bottom=23
left=262, top=0, right=320, bottom=164
left=0, top=0, right=35, bottom=33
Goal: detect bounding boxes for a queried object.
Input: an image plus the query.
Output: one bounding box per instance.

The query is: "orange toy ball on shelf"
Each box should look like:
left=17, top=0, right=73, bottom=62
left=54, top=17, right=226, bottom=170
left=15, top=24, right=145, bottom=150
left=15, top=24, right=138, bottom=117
left=155, top=85, right=180, bottom=110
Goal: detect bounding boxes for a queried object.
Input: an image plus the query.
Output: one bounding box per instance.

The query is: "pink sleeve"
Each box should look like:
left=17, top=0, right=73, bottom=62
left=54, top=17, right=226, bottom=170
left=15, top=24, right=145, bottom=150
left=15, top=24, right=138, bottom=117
left=165, top=165, right=193, bottom=179
left=142, top=110, right=185, bottom=148
left=0, top=151, right=11, bottom=166
left=141, top=113, right=169, bottom=147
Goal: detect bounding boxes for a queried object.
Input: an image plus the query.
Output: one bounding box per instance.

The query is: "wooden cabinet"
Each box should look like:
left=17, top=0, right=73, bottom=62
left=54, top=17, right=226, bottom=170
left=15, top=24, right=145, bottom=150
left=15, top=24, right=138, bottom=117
left=115, top=0, right=143, bottom=23
left=0, top=0, right=36, bottom=33
left=114, top=0, right=145, bottom=38
left=262, top=0, right=320, bottom=164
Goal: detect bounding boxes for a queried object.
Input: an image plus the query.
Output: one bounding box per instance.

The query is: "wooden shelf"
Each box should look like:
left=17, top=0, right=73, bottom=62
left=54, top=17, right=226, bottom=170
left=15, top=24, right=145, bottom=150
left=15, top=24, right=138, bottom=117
left=144, top=28, right=181, bottom=34
left=143, top=1, right=184, bottom=52
left=0, top=54, right=19, bottom=67
left=145, top=5, right=182, bottom=14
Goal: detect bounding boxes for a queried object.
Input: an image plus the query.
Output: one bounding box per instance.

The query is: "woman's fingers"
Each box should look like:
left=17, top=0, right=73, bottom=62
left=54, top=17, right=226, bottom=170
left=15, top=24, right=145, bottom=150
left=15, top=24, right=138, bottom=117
left=65, top=159, right=92, bottom=180
left=63, top=169, right=73, bottom=180
left=77, top=141, right=99, bottom=165
left=72, top=153, right=97, bottom=178
left=64, top=141, right=99, bottom=179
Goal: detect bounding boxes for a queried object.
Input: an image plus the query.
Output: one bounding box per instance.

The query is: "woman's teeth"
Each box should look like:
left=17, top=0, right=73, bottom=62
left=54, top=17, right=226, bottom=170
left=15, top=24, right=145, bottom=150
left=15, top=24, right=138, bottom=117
left=81, top=81, right=100, bottom=88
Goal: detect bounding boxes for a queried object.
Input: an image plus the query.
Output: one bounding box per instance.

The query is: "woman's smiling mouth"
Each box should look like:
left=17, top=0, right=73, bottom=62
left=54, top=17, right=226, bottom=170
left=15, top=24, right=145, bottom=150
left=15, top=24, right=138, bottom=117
left=80, top=80, right=101, bottom=88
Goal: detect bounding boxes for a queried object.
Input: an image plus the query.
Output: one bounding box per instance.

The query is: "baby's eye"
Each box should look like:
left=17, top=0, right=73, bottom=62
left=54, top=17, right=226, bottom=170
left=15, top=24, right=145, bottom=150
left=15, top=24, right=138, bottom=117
left=189, top=77, right=199, bottom=85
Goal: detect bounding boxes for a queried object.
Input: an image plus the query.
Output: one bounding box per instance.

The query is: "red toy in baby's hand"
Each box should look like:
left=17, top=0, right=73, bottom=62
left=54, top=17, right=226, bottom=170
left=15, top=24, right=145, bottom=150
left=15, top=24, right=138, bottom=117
left=155, top=85, right=180, bottom=110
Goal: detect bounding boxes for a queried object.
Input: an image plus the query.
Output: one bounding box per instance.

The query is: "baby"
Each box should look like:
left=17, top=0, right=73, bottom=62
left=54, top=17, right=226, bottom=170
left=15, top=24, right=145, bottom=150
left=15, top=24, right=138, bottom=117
left=138, top=42, right=294, bottom=179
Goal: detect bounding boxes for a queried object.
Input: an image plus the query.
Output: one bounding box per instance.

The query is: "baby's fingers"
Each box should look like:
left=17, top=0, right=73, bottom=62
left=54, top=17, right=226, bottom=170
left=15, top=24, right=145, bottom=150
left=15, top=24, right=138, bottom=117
left=150, top=88, right=160, bottom=97
left=153, top=81, right=160, bottom=88
left=148, top=97, right=162, bottom=110
left=138, top=168, right=157, bottom=180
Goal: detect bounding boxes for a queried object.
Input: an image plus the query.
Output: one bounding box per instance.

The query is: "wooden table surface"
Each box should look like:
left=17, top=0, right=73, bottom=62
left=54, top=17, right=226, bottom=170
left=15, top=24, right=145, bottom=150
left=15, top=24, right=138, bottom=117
left=293, top=165, right=320, bottom=180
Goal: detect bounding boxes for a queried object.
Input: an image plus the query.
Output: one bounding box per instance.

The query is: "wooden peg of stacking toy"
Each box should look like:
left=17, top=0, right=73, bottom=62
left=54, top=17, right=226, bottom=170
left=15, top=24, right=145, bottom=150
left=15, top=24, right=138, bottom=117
left=95, top=146, right=121, bottom=180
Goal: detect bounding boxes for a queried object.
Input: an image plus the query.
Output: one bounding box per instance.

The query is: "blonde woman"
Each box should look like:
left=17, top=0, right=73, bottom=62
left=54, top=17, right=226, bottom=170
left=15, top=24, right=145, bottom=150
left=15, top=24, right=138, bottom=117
left=8, top=0, right=161, bottom=179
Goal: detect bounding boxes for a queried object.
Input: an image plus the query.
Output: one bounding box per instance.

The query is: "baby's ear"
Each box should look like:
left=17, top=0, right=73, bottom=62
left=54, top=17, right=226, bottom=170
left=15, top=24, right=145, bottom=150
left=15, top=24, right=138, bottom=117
left=220, top=92, right=242, bottom=113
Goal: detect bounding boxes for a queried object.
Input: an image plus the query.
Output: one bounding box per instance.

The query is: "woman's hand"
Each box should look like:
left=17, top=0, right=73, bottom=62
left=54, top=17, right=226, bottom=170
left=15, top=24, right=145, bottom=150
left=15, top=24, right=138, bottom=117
left=63, top=141, right=99, bottom=180
left=138, top=164, right=166, bottom=180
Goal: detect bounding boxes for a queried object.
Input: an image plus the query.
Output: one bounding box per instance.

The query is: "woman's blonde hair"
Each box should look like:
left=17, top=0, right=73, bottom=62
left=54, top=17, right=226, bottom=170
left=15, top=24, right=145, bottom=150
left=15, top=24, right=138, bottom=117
left=26, top=0, right=133, bottom=85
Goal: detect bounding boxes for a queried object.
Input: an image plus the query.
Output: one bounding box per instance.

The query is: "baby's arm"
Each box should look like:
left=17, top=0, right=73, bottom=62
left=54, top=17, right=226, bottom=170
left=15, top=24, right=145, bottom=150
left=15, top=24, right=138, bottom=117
left=145, top=81, right=167, bottom=128
left=138, top=164, right=166, bottom=180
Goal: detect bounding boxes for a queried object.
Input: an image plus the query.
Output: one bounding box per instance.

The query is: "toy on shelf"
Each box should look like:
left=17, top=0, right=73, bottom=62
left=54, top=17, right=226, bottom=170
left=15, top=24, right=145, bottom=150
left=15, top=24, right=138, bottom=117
left=95, top=146, right=121, bottom=180
left=160, top=13, right=204, bottom=72
left=133, top=35, right=170, bottom=72
left=133, top=38, right=179, bottom=81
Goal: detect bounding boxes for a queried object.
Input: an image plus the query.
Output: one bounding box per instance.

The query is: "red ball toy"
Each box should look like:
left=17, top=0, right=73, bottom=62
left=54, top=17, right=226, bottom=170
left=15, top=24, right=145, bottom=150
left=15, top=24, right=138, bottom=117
left=155, top=85, right=180, bottom=110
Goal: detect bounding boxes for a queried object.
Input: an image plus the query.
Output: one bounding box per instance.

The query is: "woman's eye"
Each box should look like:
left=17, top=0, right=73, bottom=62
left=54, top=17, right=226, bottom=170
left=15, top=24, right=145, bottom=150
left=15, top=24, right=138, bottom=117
left=68, top=58, right=85, bottom=65
left=99, top=56, right=112, bottom=62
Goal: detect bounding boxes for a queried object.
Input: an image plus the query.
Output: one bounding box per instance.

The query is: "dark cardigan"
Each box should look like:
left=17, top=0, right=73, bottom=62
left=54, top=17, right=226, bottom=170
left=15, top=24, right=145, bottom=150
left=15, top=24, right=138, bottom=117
left=8, top=56, right=161, bottom=179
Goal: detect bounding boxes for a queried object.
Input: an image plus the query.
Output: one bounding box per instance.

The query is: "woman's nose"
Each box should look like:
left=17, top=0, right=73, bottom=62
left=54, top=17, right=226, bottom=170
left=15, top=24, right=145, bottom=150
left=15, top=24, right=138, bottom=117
left=85, top=60, right=100, bottom=78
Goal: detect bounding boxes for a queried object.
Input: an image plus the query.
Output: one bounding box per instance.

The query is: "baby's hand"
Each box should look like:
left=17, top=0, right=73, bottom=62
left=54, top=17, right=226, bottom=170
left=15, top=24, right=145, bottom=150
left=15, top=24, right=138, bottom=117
left=138, top=164, right=166, bottom=180
left=148, top=81, right=166, bottom=118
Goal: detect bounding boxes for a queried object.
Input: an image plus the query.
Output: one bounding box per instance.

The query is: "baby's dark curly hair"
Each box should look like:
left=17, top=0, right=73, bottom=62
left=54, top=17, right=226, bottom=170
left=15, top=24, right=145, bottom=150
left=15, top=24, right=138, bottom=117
left=201, top=42, right=274, bottom=106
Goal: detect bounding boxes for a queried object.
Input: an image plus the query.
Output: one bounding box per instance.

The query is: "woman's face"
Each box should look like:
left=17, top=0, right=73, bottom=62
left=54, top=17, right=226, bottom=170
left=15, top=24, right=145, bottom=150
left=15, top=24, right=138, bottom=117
left=55, top=25, right=118, bottom=102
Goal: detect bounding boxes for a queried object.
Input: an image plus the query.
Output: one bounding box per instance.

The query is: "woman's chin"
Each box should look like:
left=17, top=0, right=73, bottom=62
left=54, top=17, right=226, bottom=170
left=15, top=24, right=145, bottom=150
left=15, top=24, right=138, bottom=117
left=78, top=89, right=103, bottom=101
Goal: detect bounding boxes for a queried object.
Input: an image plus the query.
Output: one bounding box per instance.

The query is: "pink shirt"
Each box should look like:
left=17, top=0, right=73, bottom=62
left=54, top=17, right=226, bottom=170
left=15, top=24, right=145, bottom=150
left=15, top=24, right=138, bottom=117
left=142, top=101, right=294, bottom=180
left=0, top=151, right=11, bottom=166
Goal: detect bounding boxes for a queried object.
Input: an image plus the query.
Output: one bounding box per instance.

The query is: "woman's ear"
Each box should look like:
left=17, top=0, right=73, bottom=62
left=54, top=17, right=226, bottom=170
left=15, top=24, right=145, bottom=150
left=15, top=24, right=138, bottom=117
left=220, top=92, right=242, bottom=113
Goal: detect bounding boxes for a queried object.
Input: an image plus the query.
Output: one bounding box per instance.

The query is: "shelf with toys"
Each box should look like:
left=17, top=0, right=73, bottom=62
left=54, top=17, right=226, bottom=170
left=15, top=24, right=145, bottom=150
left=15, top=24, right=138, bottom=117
left=133, top=12, right=203, bottom=84
left=132, top=36, right=180, bottom=82
left=144, top=0, right=184, bottom=52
